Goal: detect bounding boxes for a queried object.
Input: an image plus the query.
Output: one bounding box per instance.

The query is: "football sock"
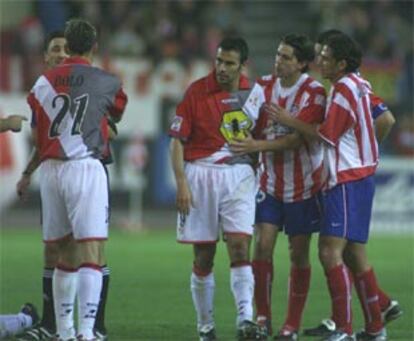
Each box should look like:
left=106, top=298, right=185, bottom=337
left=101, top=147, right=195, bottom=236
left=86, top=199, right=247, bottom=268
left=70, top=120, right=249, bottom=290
left=191, top=267, right=215, bottom=330
left=326, top=264, right=352, bottom=335
left=77, top=265, right=103, bottom=339
left=41, top=267, right=56, bottom=331
left=252, top=260, right=273, bottom=322
left=282, top=266, right=311, bottom=332
left=377, top=287, right=391, bottom=311
left=53, top=266, right=78, bottom=340
left=354, top=268, right=383, bottom=334
left=94, top=265, right=110, bottom=332
left=230, top=263, right=255, bottom=326
left=0, top=312, right=32, bottom=338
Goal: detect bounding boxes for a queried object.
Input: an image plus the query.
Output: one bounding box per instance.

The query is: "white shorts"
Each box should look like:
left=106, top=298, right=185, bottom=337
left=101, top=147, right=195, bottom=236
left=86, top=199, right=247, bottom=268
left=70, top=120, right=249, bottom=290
left=40, top=158, right=109, bottom=242
left=177, top=162, right=256, bottom=243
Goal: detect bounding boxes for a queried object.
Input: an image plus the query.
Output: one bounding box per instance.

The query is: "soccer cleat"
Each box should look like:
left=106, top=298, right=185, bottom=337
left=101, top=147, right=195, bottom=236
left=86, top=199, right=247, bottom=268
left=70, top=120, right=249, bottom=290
left=93, top=328, right=108, bottom=341
left=382, top=300, right=402, bottom=324
left=76, top=335, right=98, bottom=341
left=257, top=316, right=272, bottom=336
left=273, top=330, right=298, bottom=340
left=237, top=320, right=268, bottom=340
left=303, top=318, right=336, bottom=337
left=322, top=331, right=355, bottom=341
left=355, top=328, right=387, bottom=341
left=20, top=303, right=40, bottom=326
left=198, top=324, right=217, bottom=341
left=16, top=325, right=55, bottom=340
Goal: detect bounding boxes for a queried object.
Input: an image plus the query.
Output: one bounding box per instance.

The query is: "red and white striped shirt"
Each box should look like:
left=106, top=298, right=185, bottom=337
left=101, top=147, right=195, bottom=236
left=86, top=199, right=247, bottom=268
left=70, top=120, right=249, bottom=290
left=318, top=73, right=379, bottom=188
left=258, top=73, right=326, bottom=202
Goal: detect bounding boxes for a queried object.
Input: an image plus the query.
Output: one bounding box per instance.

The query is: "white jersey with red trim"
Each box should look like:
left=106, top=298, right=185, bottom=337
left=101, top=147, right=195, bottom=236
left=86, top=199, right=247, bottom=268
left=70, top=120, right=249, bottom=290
left=318, top=73, right=379, bottom=188
left=259, top=73, right=326, bottom=202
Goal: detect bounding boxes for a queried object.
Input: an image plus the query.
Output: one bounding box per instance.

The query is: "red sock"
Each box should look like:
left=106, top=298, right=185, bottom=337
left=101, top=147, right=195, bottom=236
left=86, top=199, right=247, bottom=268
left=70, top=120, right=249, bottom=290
left=326, top=264, right=352, bottom=335
left=252, top=260, right=273, bottom=320
left=354, top=268, right=383, bottom=334
left=377, top=287, right=391, bottom=311
left=282, top=266, right=310, bottom=332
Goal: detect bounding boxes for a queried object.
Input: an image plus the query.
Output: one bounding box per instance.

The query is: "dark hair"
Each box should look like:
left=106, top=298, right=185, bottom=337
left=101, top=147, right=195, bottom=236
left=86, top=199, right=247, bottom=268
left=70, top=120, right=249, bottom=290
left=64, top=18, right=97, bottom=55
left=316, top=29, right=344, bottom=45
left=217, top=37, right=249, bottom=64
left=44, top=31, right=64, bottom=51
left=281, top=34, right=314, bottom=72
left=325, top=34, right=362, bottom=73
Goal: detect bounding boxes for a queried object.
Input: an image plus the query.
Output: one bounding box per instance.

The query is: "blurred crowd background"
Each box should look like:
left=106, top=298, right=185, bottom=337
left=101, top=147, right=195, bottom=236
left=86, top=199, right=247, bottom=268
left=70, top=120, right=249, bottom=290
left=0, top=0, right=413, bottom=213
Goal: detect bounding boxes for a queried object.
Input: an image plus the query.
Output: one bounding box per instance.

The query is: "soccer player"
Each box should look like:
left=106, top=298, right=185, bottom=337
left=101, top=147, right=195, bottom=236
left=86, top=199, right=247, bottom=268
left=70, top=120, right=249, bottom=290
left=267, top=33, right=388, bottom=341
left=169, top=37, right=267, bottom=341
left=0, top=304, right=38, bottom=339
left=229, top=34, right=326, bottom=340
left=26, top=19, right=127, bottom=341
left=16, top=31, right=112, bottom=341
left=302, top=30, right=401, bottom=339
left=0, top=115, right=27, bottom=132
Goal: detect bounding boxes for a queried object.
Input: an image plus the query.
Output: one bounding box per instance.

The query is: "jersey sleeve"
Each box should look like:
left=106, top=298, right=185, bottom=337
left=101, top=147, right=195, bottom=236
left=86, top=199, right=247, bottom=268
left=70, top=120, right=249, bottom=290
left=370, top=92, right=388, bottom=119
left=108, top=87, right=128, bottom=120
left=168, top=87, right=193, bottom=140
left=296, top=87, right=326, bottom=124
left=318, top=88, right=355, bottom=146
left=27, top=91, right=38, bottom=128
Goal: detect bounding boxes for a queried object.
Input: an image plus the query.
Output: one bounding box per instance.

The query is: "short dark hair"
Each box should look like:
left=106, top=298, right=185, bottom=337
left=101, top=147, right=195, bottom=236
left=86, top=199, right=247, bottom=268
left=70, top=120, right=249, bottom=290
left=281, top=34, right=314, bottom=72
left=64, top=18, right=97, bottom=55
left=316, top=29, right=344, bottom=45
left=44, top=31, right=64, bottom=51
left=217, top=37, right=249, bottom=64
left=325, top=34, right=362, bottom=73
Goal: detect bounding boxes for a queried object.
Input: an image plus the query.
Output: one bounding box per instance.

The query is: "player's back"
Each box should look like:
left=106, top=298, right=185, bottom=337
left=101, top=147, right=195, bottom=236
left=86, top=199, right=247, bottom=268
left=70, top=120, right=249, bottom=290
left=28, top=57, right=124, bottom=161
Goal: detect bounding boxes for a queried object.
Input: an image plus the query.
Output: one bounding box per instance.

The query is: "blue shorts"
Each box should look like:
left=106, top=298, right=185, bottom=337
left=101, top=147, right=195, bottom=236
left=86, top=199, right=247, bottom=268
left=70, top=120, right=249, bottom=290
left=255, top=191, right=322, bottom=236
left=320, top=176, right=375, bottom=243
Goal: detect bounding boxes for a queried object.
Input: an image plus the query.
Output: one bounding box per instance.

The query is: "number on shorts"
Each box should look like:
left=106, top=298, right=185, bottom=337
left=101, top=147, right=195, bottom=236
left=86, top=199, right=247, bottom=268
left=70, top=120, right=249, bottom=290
left=49, top=93, right=89, bottom=138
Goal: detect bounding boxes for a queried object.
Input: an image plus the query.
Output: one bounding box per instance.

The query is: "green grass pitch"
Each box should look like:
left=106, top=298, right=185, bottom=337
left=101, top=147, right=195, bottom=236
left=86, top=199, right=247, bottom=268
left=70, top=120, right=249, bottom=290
left=0, top=228, right=413, bottom=340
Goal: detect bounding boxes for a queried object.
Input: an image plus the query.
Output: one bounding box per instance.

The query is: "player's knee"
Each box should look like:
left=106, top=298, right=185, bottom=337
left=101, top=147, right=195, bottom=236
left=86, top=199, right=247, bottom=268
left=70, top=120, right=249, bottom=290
left=77, top=240, right=103, bottom=265
left=253, top=242, right=273, bottom=261
left=290, top=248, right=309, bottom=268
left=44, top=243, right=59, bottom=267
left=318, top=244, right=341, bottom=269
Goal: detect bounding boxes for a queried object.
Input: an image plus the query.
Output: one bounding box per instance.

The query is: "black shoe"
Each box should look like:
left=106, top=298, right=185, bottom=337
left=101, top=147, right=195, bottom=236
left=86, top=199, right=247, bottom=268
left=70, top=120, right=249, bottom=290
left=303, top=319, right=336, bottom=337
left=237, top=320, right=268, bottom=340
left=382, top=300, right=402, bottom=324
left=16, top=324, right=55, bottom=340
left=356, top=329, right=386, bottom=341
left=322, top=331, right=355, bottom=341
left=257, top=316, right=272, bottom=336
left=20, top=303, right=40, bottom=326
left=93, top=328, right=108, bottom=341
left=199, top=325, right=217, bottom=341
left=273, top=330, right=298, bottom=340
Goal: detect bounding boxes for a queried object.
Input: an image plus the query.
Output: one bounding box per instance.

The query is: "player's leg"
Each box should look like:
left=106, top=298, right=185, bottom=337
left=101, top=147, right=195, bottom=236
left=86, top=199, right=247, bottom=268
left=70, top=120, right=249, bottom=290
left=192, top=243, right=217, bottom=340
left=94, top=249, right=109, bottom=340
left=252, top=222, right=278, bottom=335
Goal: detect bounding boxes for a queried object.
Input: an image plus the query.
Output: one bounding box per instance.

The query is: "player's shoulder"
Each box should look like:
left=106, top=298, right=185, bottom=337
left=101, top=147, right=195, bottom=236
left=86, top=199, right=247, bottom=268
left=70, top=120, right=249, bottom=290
left=304, top=75, right=326, bottom=95
left=256, top=74, right=276, bottom=87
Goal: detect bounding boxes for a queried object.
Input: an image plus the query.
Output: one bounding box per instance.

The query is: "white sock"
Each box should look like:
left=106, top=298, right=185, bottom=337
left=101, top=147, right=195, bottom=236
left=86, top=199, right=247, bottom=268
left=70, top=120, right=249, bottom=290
left=230, top=265, right=255, bottom=326
left=0, top=313, right=32, bottom=338
left=77, top=266, right=103, bottom=339
left=53, top=268, right=78, bottom=340
left=191, top=271, right=215, bottom=331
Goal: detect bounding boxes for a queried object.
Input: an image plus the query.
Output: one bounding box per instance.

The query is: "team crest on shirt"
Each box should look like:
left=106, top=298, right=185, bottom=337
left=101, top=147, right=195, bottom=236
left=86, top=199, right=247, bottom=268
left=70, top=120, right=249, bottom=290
left=220, top=110, right=252, bottom=142
left=170, top=115, right=183, bottom=132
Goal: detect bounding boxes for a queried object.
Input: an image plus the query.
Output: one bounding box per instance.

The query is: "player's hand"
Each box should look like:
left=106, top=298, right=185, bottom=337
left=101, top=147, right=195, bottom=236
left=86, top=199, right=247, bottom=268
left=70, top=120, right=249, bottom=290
left=176, top=179, right=193, bottom=216
left=229, top=132, right=258, bottom=155
left=16, top=174, right=31, bottom=201
left=264, top=103, right=291, bottom=126
left=108, top=117, right=118, bottom=140
left=6, top=115, right=28, bottom=132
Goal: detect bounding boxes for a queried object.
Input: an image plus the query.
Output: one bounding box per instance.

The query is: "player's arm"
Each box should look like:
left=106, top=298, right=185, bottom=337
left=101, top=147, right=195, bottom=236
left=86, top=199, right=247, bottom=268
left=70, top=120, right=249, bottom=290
left=108, top=88, right=128, bottom=123
left=0, top=115, right=28, bottom=133
left=230, top=131, right=303, bottom=154
left=170, top=137, right=193, bottom=216
left=375, top=110, right=395, bottom=143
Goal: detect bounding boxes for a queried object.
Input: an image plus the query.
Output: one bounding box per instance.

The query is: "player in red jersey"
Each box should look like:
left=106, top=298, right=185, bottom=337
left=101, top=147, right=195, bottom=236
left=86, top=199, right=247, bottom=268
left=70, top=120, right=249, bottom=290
left=26, top=19, right=127, bottom=341
left=169, top=37, right=267, bottom=341
left=229, top=34, right=326, bottom=340
left=302, top=30, right=401, bottom=340
left=268, top=33, right=389, bottom=341
left=16, top=31, right=113, bottom=341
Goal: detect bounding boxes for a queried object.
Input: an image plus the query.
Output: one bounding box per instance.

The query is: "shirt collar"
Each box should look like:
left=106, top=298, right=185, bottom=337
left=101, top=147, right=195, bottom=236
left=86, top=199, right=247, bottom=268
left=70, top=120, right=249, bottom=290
left=206, top=70, right=250, bottom=94
left=61, top=56, right=91, bottom=66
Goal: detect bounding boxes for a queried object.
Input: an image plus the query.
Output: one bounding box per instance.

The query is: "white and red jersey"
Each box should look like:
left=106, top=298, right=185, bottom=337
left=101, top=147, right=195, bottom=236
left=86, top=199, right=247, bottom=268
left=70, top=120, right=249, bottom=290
left=318, top=72, right=379, bottom=188
left=28, top=57, right=127, bottom=161
left=169, top=71, right=267, bottom=165
left=258, top=73, right=326, bottom=202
